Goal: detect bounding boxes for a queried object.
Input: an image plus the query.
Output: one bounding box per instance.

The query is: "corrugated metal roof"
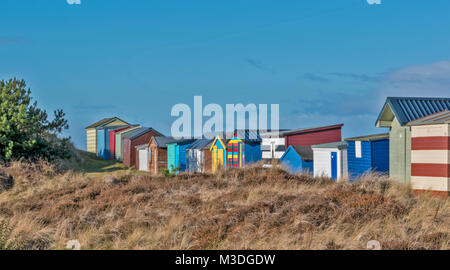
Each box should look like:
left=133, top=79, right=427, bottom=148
left=260, top=130, right=291, bottom=138
left=281, top=124, right=344, bottom=136
left=407, top=110, right=450, bottom=126
left=123, top=127, right=162, bottom=140
left=224, top=130, right=262, bottom=142
left=85, top=117, right=128, bottom=129
left=312, top=141, right=348, bottom=150
left=376, top=97, right=450, bottom=126
left=292, top=146, right=313, bottom=161
left=345, top=133, right=389, bottom=142
left=167, top=138, right=196, bottom=146
left=116, top=125, right=141, bottom=135
left=187, top=139, right=213, bottom=150
left=123, top=127, right=150, bottom=139
left=153, top=136, right=179, bottom=148
left=203, top=130, right=262, bottom=142
left=96, top=125, right=128, bottom=131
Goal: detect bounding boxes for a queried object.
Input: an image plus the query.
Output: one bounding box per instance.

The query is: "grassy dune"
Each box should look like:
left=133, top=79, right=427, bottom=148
left=59, top=150, right=132, bottom=178
left=0, top=152, right=448, bottom=250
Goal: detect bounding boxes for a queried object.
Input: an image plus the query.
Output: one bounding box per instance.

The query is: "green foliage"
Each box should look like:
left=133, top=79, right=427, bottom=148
left=161, top=168, right=175, bottom=178
left=0, top=78, right=70, bottom=162
left=0, top=221, right=22, bottom=250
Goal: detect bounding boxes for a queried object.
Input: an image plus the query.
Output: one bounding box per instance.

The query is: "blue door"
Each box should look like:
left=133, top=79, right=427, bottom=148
left=331, top=152, right=337, bottom=180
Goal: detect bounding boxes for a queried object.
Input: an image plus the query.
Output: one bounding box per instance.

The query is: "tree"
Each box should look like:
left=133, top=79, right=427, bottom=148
left=0, top=78, right=70, bottom=161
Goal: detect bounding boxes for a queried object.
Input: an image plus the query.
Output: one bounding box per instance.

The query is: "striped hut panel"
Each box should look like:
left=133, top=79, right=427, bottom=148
left=86, top=129, right=97, bottom=153
left=227, top=136, right=245, bottom=168
left=410, top=124, right=450, bottom=193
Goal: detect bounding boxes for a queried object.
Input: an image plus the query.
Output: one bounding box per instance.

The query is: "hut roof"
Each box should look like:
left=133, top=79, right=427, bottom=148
left=291, top=146, right=313, bottom=161
left=260, top=130, right=291, bottom=138
left=123, top=127, right=162, bottom=140
left=312, top=141, right=348, bottom=150
left=407, top=110, right=450, bottom=126
left=345, top=133, right=389, bottom=142
left=205, top=130, right=262, bottom=143
left=167, top=139, right=197, bottom=146
left=376, top=97, right=450, bottom=127
left=152, top=136, right=179, bottom=148
left=116, top=125, right=141, bottom=135
left=187, top=139, right=213, bottom=150
left=85, top=117, right=128, bottom=129
left=96, top=125, right=128, bottom=131
left=281, top=124, right=344, bottom=136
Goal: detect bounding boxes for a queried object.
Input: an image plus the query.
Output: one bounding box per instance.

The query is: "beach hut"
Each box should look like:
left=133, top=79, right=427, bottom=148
left=312, top=142, right=348, bottom=181
left=279, top=146, right=313, bottom=174
left=97, top=125, right=128, bottom=160
left=167, top=139, right=196, bottom=173
left=96, top=127, right=107, bottom=159
left=230, top=130, right=263, bottom=164
left=148, top=136, right=178, bottom=174
left=122, top=127, right=163, bottom=168
left=210, top=136, right=227, bottom=173
left=135, top=144, right=150, bottom=172
left=85, top=117, right=128, bottom=154
left=226, top=134, right=245, bottom=169
left=108, top=125, right=137, bottom=160
left=115, top=126, right=141, bottom=161
left=186, top=139, right=213, bottom=173
left=345, top=133, right=389, bottom=180
left=283, top=124, right=343, bottom=148
left=376, top=97, right=450, bottom=184
left=209, top=130, right=262, bottom=172
left=407, top=110, right=450, bottom=197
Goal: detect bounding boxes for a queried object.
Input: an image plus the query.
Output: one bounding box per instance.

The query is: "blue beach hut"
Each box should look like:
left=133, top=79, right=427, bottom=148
left=167, top=139, right=196, bottom=173
left=345, top=133, right=389, bottom=180
left=279, top=146, right=313, bottom=174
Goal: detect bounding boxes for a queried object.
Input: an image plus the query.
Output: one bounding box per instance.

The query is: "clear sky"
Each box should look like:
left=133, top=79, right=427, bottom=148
left=1, top=0, right=450, bottom=149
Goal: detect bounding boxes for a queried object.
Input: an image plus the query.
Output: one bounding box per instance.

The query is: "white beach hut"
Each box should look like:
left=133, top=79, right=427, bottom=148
left=186, top=139, right=213, bottom=173
left=312, top=142, right=348, bottom=181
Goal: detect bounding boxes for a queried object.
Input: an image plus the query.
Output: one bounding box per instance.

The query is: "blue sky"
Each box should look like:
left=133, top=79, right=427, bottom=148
left=1, top=0, right=450, bottom=149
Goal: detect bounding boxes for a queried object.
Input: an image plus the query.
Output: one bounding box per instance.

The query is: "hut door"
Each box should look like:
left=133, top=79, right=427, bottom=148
left=331, top=152, right=338, bottom=180
left=218, top=149, right=224, bottom=169
left=212, top=146, right=217, bottom=173
left=139, top=149, right=149, bottom=172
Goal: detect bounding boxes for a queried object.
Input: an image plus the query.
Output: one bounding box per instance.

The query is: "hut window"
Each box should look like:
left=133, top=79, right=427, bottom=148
left=355, top=141, right=362, bottom=158
left=148, top=149, right=152, bottom=162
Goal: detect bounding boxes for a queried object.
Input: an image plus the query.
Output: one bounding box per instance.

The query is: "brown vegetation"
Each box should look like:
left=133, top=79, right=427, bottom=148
left=0, top=161, right=448, bottom=250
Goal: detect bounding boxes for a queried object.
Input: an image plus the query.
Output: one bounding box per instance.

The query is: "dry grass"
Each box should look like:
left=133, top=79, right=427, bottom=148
left=0, top=161, right=448, bottom=250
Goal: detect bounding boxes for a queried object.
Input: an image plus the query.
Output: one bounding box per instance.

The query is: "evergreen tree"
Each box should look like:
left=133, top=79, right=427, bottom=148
left=0, top=78, right=70, bottom=161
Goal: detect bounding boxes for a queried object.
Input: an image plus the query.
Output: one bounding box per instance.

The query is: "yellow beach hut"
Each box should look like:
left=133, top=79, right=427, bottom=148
left=210, top=136, right=227, bottom=173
